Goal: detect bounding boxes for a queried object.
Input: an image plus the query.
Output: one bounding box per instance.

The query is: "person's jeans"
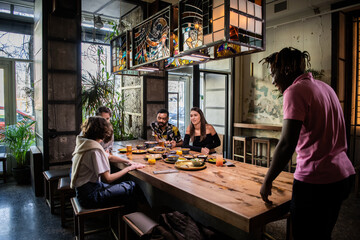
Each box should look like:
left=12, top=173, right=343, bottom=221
left=76, top=180, right=136, bottom=209
left=290, top=175, right=354, bottom=240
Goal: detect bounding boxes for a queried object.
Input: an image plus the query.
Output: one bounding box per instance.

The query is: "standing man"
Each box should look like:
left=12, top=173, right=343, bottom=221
left=150, top=109, right=183, bottom=148
left=259, top=47, right=355, bottom=240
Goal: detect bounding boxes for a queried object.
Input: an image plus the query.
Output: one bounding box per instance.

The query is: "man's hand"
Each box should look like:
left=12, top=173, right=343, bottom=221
left=170, top=140, right=177, bottom=148
left=260, top=180, right=273, bottom=204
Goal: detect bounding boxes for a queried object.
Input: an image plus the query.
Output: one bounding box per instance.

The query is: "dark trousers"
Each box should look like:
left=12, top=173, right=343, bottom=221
left=76, top=180, right=136, bottom=209
left=290, top=175, right=354, bottom=240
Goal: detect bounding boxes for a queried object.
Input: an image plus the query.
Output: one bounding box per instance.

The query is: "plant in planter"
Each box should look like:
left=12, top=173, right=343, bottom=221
left=0, top=118, right=35, bottom=184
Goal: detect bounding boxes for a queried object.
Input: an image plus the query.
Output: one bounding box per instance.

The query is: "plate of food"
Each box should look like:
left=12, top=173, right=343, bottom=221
left=144, top=154, right=162, bottom=160
left=207, top=157, right=226, bottom=164
left=175, top=160, right=206, bottom=170
left=118, top=148, right=127, bottom=153
left=132, top=149, right=147, bottom=154
left=147, top=148, right=166, bottom=154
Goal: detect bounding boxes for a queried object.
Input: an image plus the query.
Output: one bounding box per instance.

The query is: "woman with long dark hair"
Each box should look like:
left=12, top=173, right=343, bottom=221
left=182, top=107, right=220, bottom=154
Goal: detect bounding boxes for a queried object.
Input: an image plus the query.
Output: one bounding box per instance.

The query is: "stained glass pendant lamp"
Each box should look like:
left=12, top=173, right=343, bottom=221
left=178, top=0, right=265, bottom=60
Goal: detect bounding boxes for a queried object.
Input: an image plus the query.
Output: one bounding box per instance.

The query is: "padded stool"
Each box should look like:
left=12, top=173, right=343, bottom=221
left=43, top=168, right=70, bottom=214
left=123, top=212, right=158, bottom=240
left=233, top=136, right=254, bottom=163
left=252, top=138, right=278, bottom=167
left=0, top=153, right=7, bottom=183
left=58, top=177, right=75, bottom=227
left=71, top=197, right=124, bottom=240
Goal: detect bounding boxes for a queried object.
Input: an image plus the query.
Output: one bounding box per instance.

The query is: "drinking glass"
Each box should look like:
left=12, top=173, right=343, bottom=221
left=216, top=154, right=224, bottom=167
left=126, top=145, right=132, bottom=156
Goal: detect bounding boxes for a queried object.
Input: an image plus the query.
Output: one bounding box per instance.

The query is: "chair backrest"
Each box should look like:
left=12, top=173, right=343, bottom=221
left=215, top=134, right=224, bottom=154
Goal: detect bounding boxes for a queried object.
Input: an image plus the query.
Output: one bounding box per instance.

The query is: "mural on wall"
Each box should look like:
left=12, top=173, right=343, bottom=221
left=243, top=76, right=283, bottom=125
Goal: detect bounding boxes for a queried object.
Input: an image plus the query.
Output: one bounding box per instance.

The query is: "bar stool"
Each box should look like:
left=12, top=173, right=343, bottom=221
left=58, top=176, right=75, bottom=227
left=252, top=138, right=278, bottom=167
left=123, top=212, right=158, bottom=240
left=43, top=168, right=70, bottom=214
left=0, top=153, right=7, bottom=183
left=71, top=197, right=125, bottom=240
left=233, top=136, right=254, bottom=163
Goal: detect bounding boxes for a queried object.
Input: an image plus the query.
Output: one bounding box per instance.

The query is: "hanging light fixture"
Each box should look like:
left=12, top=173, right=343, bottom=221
left=94, top=15, right=104, bottom=29
left=110, top=0, right=266, bottom=74
left=177, top=0, right=265, bottom=60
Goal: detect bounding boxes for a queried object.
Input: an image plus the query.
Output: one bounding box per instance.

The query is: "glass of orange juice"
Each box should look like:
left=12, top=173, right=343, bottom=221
left=216, top=154, right=224, bottom=167
left=148, top=158, right=156, bottom=165
left=126, top=145, right=132, bottom=156
left=159, top=140, right=165, bottom=147
left=176, top=150, right=182, bottom=156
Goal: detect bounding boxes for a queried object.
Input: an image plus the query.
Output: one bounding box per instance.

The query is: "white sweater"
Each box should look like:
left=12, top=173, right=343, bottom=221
left=70, top=136, right=107, bottom=189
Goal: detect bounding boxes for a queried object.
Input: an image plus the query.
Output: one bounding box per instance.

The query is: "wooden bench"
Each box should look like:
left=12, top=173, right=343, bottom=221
left=57, top=176, right=75, bottom=227
left=123, top=212, right=158, bottom=240
left=43, top=168, right=70, bottom=214
left=71, top=197, right=125, bottom=240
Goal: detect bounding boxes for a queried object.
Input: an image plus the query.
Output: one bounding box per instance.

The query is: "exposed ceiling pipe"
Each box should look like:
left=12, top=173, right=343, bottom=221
left=267, top=2, right=360, bottom=29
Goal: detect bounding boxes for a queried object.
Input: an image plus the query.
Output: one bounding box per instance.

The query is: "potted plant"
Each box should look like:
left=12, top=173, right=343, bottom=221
left=0, top=118, right=35, bottom=184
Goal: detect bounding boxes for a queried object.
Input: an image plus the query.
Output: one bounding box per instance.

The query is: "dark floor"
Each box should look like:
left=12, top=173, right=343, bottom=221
left=0, top=176, right=359, bottom=240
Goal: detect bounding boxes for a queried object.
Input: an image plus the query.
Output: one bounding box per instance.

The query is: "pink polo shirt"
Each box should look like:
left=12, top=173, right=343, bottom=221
left=283, top=73, right=355, bottom=184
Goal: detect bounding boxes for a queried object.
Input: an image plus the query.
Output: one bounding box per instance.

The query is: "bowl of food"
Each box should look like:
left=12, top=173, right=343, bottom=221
left=181, top=148, right=190, bottom=154
left=191, top=158, right=205, bottom=167
left=144, top=141, right=157, bottom=148
left=153, top=146, right=165, bottom=152
left=197, top=155, right=208, bottom=160
left=183, top=154, right=193, bottom=159
left=136, top=144, right=146, bottom=150
left=167, top=155, right=179, bottom=162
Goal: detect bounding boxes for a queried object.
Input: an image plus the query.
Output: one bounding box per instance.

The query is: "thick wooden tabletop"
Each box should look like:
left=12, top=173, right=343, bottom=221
left=112, top=145, right=293, bottom=233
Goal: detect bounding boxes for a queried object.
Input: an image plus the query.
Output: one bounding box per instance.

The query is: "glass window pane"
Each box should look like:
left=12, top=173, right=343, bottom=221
left=0, top=3, right=10, bottom=14
left=0, top=31, right=32, bottom=59
left=0, top=69, right=4, bottom=133
left=16, top=62, right=35, bottom=121
left=13, top=5, right=34, bottom=17
left=82, top=43, right=111, bottom=78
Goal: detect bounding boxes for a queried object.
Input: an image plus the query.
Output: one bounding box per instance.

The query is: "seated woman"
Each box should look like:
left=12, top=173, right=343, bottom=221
left=70, top=116, right=145, bottom=209
left=182, top=107, right=221, bottom=154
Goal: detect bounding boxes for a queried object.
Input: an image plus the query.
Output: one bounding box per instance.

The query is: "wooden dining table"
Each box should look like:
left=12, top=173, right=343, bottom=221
left=112, top=141, right=293, bottom=238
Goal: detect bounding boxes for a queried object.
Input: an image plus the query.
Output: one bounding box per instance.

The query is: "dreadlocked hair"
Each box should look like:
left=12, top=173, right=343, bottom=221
left=259, top=47, right=311, bottom=78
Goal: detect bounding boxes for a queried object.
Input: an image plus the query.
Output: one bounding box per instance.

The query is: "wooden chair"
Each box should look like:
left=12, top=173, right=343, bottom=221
left=233, top=136, right=253, bottom=163
left=71, top=197, right=125, bottom=240
left=43, top=168, right=70, bottom=214
left=0, top=153, right=7, bottom=183
left=57, top=176, right=75, bottom=227
left=123, top=212, right=158, bottom=240
left=214, top=134, right=224, bottom=154
left=252, top=138, right=278, bottom=167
